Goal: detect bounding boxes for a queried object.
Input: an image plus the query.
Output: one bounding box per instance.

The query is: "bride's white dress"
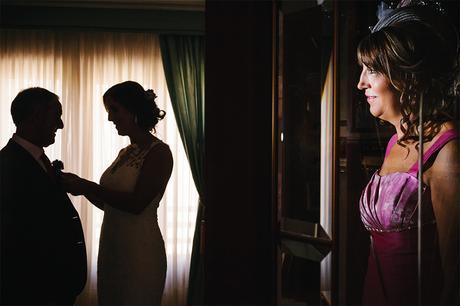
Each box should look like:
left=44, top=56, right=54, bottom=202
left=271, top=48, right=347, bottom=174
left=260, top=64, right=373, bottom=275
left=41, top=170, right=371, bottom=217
left=97, top=141, right=167, bottom=306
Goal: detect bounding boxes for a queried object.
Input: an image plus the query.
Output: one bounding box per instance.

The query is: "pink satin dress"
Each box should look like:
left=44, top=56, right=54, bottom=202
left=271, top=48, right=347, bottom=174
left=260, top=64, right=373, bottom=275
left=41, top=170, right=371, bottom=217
left=359, top=129, right=459, bottom=306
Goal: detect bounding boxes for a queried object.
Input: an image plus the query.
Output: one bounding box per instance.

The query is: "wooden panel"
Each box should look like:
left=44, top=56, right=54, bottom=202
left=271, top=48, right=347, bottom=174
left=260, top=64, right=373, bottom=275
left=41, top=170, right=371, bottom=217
left=205, top=1, right=276, bottom=305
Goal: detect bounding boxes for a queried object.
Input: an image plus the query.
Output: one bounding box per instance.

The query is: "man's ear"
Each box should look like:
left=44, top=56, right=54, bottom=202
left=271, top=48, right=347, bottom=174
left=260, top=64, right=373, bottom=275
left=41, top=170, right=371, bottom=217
left=29, top=106, right=47, bottom=125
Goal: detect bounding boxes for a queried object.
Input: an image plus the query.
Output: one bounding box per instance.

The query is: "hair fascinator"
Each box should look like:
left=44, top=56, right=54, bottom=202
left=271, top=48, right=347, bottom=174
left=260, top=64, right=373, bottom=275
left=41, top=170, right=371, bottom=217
left=371, top=0, right=459, bottom=60
left=372, top=0, right=447, bottom=32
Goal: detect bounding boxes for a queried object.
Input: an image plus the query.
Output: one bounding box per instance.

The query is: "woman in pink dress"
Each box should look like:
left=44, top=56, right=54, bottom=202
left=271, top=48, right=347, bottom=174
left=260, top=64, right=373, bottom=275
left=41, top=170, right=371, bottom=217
left=356, top=4, right=459, bottom=306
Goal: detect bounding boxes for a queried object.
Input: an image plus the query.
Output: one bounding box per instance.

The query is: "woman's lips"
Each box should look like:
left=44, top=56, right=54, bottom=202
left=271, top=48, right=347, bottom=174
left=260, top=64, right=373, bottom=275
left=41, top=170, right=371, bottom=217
left=366, top=96, right=376, bottom=103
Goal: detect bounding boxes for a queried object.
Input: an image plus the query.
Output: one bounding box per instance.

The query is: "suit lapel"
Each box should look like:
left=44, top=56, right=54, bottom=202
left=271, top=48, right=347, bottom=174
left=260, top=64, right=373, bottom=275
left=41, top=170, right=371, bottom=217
left=8, top=140, right=57, bottom=186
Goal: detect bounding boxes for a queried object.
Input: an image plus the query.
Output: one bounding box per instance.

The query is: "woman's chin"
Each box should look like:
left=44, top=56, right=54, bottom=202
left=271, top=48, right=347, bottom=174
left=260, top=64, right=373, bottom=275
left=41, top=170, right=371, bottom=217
left=368, top=106, right=383, bottom=119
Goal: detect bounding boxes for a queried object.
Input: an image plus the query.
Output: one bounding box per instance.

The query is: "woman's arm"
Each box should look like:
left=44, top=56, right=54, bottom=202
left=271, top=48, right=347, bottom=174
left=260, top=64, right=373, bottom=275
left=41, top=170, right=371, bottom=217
left=63, top=143, right=173, bottom=214
left=84, top=193, right=105, bottom=211
left=429, top=137, right=460, bottom=305
left=61, top=174, right=105, bottom=210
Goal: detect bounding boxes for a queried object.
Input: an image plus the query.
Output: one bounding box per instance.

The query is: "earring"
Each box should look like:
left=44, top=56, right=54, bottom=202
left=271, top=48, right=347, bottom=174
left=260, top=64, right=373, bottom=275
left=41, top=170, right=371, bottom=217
left=134, top=116, right=138, bottom=125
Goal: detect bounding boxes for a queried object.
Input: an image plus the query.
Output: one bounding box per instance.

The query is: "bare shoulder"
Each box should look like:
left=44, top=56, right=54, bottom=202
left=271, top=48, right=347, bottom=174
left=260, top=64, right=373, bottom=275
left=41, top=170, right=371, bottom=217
left=431, top=123, right=460, bottom=175
left=144, top=141, right=173, bottom=166
left=442, top=120, right=458, bottom=130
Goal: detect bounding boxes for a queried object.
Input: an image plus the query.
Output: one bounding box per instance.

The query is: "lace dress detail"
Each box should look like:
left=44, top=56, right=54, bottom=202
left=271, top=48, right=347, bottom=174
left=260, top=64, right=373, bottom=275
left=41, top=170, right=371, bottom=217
left=97, top=140, right=167, bottom=306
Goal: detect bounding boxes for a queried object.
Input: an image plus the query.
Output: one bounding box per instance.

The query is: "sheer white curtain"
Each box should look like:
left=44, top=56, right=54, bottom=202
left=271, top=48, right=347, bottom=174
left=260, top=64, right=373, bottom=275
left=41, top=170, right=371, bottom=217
left=0, top=29, right=198, bottom=306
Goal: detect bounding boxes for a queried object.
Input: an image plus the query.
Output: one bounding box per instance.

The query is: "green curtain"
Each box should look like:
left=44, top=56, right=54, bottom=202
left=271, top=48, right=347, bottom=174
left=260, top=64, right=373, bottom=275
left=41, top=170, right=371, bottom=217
left=159, top=35, right=205, bottom=306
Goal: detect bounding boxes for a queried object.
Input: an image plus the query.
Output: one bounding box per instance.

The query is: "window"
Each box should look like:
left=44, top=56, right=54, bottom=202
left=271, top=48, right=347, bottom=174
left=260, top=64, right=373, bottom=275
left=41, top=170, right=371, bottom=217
left=0, top=29, right=198, bottom=306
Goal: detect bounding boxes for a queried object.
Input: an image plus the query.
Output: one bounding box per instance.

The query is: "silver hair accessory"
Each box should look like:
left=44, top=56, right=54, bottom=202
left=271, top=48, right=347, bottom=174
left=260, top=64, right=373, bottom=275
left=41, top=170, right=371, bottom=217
left=372, top=0, right=446, bottom=33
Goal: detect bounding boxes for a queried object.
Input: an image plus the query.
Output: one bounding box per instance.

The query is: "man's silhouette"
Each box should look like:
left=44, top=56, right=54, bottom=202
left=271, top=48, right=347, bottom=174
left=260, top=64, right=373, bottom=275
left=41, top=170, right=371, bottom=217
left=0, top=87, right=87, bottom=305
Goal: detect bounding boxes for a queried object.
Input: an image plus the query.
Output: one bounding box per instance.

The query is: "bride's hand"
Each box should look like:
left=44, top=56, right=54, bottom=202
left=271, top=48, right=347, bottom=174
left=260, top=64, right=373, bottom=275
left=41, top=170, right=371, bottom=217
left=61, top=172, right=86, bottom=196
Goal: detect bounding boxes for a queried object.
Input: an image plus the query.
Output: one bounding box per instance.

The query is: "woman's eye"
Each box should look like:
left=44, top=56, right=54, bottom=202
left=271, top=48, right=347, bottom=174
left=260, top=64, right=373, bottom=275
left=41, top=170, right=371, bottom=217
left=368, top=68, right=377, bottom=74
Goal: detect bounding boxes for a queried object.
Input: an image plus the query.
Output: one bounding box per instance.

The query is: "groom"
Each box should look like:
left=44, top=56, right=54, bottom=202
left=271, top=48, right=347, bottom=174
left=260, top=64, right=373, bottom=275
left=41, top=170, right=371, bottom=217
left=0, top=88, right=87, bottom=305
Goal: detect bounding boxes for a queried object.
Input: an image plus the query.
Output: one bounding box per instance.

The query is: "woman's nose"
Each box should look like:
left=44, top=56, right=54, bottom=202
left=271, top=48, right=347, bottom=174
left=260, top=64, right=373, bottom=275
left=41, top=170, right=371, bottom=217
left=357, top=69, right=368, bottom=90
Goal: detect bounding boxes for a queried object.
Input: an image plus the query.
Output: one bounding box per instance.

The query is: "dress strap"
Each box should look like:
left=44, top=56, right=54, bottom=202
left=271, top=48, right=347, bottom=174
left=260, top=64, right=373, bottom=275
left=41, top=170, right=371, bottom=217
left=408, top=129, right=459, bottom=175
left=384, top=134, right=398, bottom=158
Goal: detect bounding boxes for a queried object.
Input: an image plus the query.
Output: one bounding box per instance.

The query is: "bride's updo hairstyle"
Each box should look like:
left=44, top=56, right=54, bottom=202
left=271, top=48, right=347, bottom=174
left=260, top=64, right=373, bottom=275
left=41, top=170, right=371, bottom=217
left=103, top=81, right=166, bottom=133
left=357, top=4, right=459, bottom=145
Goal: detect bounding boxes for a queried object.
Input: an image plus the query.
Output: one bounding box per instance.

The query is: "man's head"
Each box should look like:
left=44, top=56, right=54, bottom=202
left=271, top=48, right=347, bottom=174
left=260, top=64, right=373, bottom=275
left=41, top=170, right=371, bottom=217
left=11, top=87, right=64, bottom=148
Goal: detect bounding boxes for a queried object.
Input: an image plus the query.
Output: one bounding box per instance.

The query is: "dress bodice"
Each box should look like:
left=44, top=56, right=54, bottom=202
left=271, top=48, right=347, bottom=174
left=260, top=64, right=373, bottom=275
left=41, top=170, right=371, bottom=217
left=360, top=170, right=432, bottom=232
left=359, top=129, right=458, bottom=232
left=101, top=141, right=161, bottom=195
left=97, top=139, right=168, bottom=306
left=100, top=141, right=164, bottom=204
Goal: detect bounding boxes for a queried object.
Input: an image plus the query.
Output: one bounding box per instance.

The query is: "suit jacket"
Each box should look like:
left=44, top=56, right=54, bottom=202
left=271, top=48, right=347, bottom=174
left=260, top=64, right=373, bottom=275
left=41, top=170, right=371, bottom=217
left=0, top=140, right=87, bottom=305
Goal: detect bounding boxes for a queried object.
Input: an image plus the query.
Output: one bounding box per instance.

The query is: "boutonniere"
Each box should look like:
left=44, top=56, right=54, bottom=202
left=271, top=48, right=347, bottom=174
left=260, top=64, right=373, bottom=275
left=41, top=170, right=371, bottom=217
left=51, top=159, right=64, bottom=180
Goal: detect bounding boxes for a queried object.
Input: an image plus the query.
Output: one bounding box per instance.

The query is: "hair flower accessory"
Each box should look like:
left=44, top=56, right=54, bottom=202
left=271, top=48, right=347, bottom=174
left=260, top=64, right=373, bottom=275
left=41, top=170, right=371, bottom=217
left=145, top=89, right=157, bottom=100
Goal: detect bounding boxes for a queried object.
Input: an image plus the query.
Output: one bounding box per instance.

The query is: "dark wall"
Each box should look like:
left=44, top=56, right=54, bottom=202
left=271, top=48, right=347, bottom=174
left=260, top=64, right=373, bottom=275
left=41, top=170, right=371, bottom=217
left=0, top=4, right=204, bottom=34
left=205, top=1, right=276, bottom=305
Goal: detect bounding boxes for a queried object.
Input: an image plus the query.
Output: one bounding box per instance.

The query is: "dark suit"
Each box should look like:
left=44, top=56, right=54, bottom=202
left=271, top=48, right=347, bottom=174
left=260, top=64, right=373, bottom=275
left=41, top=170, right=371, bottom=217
left=0, top=140, right=87, bottom=305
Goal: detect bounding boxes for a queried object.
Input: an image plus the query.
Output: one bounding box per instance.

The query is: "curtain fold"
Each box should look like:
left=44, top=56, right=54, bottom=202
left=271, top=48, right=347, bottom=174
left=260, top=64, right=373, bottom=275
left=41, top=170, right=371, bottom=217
left=159, top=35, right=205, bottom=306
left=0, top=29, right=198, bottom=306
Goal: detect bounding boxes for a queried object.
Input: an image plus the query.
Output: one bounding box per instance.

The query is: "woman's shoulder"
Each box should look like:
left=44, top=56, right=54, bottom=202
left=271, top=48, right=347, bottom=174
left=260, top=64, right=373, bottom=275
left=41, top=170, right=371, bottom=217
left=440, top=120, right=459, bottom=133
left=140, top=139, right=173, bottom=174
left=436, top=121, right=460, bottom=146
left=145, top=138, right=173, bottom=161
left=428, top=121, right=459, bottom=145
left=149, top=137, right=171, bottom=151
left=115, top=145, right=131, bottom=158
left=431, top=121, right=460, bottom=172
